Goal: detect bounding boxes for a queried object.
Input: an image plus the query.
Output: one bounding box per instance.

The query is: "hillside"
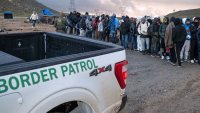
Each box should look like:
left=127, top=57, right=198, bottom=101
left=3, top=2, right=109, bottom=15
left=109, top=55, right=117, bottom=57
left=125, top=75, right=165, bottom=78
left=167, top=8, right=200, bottom=18
left=0, top=0, right=59, bottom=17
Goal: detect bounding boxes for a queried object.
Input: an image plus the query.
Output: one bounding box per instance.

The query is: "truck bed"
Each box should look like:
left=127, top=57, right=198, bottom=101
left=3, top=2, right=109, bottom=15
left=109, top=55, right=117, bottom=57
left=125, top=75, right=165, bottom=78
left=0, top=32, right=123, bottom=76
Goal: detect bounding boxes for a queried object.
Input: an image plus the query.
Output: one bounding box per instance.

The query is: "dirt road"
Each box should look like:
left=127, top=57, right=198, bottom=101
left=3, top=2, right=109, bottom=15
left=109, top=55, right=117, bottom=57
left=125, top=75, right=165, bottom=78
left=0, top=17, right=55, bottom=33
left=120, top=50, right=200, bottom=113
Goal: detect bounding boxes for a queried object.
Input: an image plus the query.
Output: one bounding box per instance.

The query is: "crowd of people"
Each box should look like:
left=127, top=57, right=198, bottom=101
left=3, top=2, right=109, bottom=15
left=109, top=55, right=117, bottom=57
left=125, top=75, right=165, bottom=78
left=54, top=11, right=200, bottom=67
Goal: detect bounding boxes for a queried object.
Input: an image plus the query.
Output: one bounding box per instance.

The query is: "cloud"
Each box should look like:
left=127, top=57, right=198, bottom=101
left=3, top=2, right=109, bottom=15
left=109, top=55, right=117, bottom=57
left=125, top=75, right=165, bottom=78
left=37, top=0, right=200, bottom=17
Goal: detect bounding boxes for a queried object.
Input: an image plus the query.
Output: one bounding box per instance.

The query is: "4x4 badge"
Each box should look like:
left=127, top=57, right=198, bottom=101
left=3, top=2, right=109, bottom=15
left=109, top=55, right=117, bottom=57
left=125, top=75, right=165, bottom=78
left=90, top=64, right=112, bottom=77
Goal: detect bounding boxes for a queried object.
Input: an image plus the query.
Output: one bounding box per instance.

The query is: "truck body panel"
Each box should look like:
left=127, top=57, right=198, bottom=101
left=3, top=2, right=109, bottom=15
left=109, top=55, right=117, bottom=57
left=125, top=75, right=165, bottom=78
left=0, top=32, right=127, bottom=113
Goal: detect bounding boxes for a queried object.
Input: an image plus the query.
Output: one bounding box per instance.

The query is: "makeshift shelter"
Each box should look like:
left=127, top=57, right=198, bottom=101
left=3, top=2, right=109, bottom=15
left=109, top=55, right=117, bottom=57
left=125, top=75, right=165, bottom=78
left=42, top=9, right=53, bottom=16
left=40, top=9, right=58, bottom=25
left=4, top=11, right=13, bottom=19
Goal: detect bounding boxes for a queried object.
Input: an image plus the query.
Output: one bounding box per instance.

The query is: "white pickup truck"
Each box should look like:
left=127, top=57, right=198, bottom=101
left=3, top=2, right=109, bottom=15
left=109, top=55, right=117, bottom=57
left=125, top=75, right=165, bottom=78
left=0, top=32, right=128, bottom=113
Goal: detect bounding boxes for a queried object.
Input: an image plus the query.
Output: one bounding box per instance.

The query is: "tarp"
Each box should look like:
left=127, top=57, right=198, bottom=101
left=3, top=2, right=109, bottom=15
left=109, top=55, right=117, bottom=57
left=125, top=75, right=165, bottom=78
left=42, top=9, right=53, bottom=16
left=4, top=11, right=13, bottom=19
left=3, top=11, right=13, bottom=15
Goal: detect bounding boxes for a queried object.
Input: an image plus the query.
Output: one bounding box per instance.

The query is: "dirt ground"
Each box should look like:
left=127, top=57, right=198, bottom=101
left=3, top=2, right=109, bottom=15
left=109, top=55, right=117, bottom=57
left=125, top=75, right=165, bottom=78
left=0, top=17, right=56, bottom=33
left=120, top=50, right=200, bottom=113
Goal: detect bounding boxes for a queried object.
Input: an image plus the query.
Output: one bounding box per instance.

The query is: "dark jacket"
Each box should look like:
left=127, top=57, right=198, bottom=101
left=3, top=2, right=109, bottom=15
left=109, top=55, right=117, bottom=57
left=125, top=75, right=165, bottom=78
left=190, top=25, right=198, bottom=40
left=120, top=19, right=130, bottom=35
left=159, top=23, right=168, bottom=38
left=172, top=25, right=187, bottom=43
left=130, top=22, right=137, bottom=35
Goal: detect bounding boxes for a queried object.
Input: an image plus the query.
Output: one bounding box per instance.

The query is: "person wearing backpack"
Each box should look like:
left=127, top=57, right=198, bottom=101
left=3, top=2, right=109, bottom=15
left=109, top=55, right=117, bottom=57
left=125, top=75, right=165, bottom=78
left=137, top=17, right=150, bottom=55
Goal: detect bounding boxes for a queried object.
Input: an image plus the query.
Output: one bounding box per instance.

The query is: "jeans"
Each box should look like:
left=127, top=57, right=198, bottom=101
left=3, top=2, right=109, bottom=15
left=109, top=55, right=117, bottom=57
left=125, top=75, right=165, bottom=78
left=32, top=20, right=36, bottom=27
left=110, top=32, right=117, bottom=44
left=98, top=31, right=104, bottom=40
left=122, top=34, right=129, bottom=49
left=180, top=40, right=191, bottom=60
left=190, top=38, right=198, bottom=60
left=137, top=35, right=142, bottom=51
left=160, top=38, right=166, bottom=56
left=131, top=34, right=137, bottom=50
left=140, top=38, right=150, bottom=51
left=86, top=30, right=92, bottom=38
left=79, top=29, right=86, bottom=37
left=176, top=41, right=185, bottom=66
left=120, top=32, right=123, bottom=46
left=170, top=48, right=177, bottom=64
left=151, top=36, right=159, bottom=55
left=198, top=33, right=200, bottom=64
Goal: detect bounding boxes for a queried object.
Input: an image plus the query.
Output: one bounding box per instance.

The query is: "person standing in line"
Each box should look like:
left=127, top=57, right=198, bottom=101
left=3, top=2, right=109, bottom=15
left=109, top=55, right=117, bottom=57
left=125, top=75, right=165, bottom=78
left=159, top=17, right=169, bottom=59
left=86, top=17, right=93, bottom=38
left=30, top=11, right=38, bottom=28
left=172, top=18, right=187, bottom=67
left=136, top=20, right=142, bottom=52
left=120, top=16, right=130, bottom=49
left=180, top=18, right=192, bottom=62
left=197, top=19, right=200, bottom=65
left=130, top=18, right=137, bottom=50
left=190, top=17, right=199, bottom=63
left=103, top=15, right=110, bottom=42
left=79, top=15, right=87, bottom=37
left=137, top=17, right=150, bottom=55
left=109, top=14, right=119, bottom=44
left=149, top=18, right=160, bottom=57
left=98, top=18, right=104, bottom=41
left=165, top=17, right=176, bottom=65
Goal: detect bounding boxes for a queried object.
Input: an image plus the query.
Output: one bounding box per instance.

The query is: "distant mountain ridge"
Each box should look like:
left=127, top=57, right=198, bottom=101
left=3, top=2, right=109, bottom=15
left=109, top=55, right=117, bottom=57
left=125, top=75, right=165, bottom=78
left=0, top=0, right=59, bottom=16
left=167, top=8, right=200, bottom=18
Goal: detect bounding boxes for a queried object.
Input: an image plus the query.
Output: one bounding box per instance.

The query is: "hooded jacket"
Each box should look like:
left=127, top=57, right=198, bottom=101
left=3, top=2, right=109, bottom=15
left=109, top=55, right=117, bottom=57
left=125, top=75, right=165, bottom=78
left=165, top=22, right=175, bottom=48
left=109, top=16, right=119, bottom=32
left=120, top=18, right=130, bottom=35
left=184, top=18, right=192, bottom=40
left=172, top=18, right=187, bottom=43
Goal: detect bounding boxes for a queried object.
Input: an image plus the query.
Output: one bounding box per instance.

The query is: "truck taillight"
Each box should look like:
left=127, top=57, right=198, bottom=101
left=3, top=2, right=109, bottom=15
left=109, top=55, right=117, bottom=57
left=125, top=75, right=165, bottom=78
left=115, top=60, right=128, bottom=89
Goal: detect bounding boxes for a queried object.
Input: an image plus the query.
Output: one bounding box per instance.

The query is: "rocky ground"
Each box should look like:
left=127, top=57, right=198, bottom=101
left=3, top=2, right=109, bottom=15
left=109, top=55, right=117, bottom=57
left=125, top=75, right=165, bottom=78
left=120, top=50, right=200, bottom=113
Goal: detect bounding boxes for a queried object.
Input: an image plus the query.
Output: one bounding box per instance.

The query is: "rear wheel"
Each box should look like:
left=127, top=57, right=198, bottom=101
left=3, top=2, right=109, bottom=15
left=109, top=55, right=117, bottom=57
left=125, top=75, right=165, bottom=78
left=47, top=101, right=93, bottom=113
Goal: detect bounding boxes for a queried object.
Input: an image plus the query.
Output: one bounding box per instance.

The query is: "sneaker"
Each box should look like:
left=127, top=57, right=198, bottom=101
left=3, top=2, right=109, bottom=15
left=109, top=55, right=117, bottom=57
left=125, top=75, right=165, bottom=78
left=191, top=60, right=195, bottom=64
left=161, top=56, right=165, bottom=60
left=177, top=65, right=182, bottom=68
left=166, top=56, right=170, bottom=60
left=170, top=62, right=176, bottom=66
left=151, top=55, right=155, bottom=57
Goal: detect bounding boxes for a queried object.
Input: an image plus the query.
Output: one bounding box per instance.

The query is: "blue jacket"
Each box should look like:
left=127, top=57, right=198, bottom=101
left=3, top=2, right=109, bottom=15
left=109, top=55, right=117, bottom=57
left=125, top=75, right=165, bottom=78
left=184, top=18, right=192, bottom=40
left=109, top=16, right=119, bottom=32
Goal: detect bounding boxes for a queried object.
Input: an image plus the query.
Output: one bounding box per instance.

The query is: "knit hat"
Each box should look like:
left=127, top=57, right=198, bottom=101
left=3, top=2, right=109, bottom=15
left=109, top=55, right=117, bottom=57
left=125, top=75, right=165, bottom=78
left=170, top=17, right=175, bottom=22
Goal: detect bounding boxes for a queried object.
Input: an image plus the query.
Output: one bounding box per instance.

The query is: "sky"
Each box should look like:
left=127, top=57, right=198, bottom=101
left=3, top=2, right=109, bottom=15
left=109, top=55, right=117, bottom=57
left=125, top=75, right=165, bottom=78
left=37, top=0, right=200, bottom=17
